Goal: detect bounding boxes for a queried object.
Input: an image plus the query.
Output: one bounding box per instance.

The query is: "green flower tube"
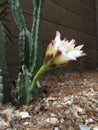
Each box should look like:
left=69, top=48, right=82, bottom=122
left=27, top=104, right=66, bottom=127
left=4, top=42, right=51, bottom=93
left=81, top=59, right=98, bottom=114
left=30, top=65, right=49, bottom=91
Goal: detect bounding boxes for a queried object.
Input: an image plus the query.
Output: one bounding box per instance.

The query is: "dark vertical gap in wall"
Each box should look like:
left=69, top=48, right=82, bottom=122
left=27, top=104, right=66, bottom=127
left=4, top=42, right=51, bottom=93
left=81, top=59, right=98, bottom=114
left=95, top=0, right=98, bottom=67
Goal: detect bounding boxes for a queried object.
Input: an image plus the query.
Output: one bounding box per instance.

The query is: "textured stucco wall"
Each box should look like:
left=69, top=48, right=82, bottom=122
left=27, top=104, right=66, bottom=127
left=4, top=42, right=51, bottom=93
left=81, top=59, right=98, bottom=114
left=7, top=0, right=97, bottom=79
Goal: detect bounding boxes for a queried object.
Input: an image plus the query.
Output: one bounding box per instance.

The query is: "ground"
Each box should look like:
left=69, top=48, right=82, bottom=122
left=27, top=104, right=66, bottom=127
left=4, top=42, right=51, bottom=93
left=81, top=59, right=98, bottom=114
left=0, top=71, right=98, bottom=130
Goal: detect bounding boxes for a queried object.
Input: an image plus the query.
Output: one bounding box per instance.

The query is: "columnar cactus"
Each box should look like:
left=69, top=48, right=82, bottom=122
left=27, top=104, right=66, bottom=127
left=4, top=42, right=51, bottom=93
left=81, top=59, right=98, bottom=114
left=31, top=0, right=44, bottom=73
left=0, top=69, right=3, bottom=104
left=8, top=0, right=44, bottom=104
left=0, top=23, right=9, bottom=103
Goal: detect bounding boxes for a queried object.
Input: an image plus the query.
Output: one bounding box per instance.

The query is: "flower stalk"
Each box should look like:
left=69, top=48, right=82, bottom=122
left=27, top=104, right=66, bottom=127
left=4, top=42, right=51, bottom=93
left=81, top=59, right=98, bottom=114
left=30, top=65, right=49, bottom=92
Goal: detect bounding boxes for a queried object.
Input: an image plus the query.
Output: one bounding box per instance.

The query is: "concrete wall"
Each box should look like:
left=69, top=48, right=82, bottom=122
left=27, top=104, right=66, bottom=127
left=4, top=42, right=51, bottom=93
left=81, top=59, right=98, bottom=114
left=7, top=0, right=97, bottom=79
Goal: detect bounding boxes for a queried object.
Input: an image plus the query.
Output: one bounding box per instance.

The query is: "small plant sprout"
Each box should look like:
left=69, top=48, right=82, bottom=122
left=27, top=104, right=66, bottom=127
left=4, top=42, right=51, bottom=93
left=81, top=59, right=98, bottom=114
left=30, top=31, right=86, bottom=91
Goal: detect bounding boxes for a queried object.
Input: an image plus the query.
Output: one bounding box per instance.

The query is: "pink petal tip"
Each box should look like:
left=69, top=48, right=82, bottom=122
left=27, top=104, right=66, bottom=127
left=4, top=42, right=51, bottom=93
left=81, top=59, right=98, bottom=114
left=70, top=39, right=75, bottom=44
left=81, top=53, right=87, bottom=56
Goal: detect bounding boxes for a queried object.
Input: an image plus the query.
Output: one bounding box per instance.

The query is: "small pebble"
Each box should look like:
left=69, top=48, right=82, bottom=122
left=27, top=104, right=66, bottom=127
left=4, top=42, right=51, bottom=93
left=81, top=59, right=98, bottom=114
left=53, top=126, right=61, bottom=130
left=34, top=106, right=41, bottom=113
left=0, top=119, right=9, bottom=126
left=46, top=117, right=59, bottom=124
left=19, top=112, right=31, bottom=119
left=65, top=100, right=73, bottom=105
left=93, top=127, right=98, bottom=130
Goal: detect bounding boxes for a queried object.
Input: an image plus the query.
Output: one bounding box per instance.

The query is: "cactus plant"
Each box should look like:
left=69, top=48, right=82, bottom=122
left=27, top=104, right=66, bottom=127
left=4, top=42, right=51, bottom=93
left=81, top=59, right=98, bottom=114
left=31, top=0, right=44, bottom=73
left=0, top=23, right=10, bottom=103
left=0, top=69, right=3, bottom=104
left=8, top=0, right=44, bottom=104
left=0, top=0, right=14, bottom=103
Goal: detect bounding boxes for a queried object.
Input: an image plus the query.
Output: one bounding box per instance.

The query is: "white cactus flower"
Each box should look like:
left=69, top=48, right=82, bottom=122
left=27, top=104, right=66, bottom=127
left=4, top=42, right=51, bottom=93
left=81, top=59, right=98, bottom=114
left=44, top=31, right=86, bottom=67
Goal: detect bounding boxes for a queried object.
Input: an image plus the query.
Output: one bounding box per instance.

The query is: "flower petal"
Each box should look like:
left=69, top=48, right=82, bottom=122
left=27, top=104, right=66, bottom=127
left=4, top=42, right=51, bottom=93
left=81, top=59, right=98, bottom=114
left=51, top=40, right=56, bottom=46
left=55, top=31, right=61, bottom=42
left=67, top=50, right=82, bottom=58
left=75, top=45, right=84, bottom=50
left=69, top=39, right=75, bottom=45
left=44, top=54, right=53, bottom=63
left=81, top=53, right=87, bottom=57
left=53, top=53, right=69, bottom=65
left=64, top=37, right=67, bottom=41
left=55, top=49, right=62, bottom=57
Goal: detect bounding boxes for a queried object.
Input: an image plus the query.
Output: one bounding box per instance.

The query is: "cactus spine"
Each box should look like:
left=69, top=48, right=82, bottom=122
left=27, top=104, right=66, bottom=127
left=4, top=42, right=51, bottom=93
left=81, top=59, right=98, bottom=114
left=8, top=0, right=44, bottom=104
